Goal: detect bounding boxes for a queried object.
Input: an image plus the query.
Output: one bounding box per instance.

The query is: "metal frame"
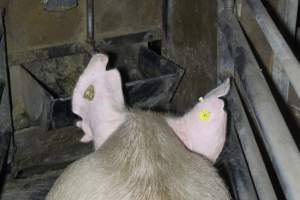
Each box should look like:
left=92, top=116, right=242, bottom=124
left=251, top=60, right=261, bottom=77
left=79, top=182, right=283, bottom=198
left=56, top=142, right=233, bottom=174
left=218, top=5, right=300, bottom=199
left=218, top=22, right=277, bottom=199
left=245, top=0, right=300, bottom=100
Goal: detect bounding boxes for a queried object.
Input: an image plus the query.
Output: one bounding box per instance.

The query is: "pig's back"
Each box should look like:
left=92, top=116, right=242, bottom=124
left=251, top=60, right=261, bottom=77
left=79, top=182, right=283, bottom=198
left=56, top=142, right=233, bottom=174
left=46, top=110, right=230, bottom=200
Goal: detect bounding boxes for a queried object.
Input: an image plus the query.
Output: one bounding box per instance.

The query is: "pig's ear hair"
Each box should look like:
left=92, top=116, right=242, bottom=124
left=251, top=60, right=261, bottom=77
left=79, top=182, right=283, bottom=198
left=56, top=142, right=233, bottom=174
left=204, top=78, right=230, bottom=99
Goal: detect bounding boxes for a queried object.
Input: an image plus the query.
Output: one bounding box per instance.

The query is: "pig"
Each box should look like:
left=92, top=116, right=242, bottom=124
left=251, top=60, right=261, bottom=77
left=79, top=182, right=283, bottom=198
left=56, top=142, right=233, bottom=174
left=46, top=54, right=231, bottom=200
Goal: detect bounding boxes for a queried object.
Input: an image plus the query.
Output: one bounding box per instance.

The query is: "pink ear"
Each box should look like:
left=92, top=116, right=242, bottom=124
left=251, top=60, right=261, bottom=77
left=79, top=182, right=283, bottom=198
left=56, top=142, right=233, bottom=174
left=72, top=54, right=126, bottom=149
left=204, top=78, right=230, bottom=98
left=76, top=121, right=93, bottom=143
left=166, top=79, right=230, bottom=162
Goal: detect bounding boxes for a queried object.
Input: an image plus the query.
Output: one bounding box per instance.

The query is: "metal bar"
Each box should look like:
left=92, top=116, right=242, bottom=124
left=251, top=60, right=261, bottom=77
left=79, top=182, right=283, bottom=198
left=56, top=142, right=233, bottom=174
left=245, top=0, right=300, bottom=99
left=0, top=10, right=13, bottom=175
left=219, top=12, right=300, bottom=200
left=87, top=0, right=94, bottom=44
left=271, top=56, right=290, bottom=102
left=228, top=83, right=278, bottom=200
left=218, top=19, right=277, bottom=199
left=236, top=0, right=290, bottom=102
left=285, top=0, right=298, bottom=37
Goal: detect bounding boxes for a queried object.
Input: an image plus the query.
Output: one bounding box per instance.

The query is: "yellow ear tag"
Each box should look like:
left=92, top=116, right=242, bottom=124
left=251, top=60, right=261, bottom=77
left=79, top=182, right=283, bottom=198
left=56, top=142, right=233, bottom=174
left=199, top=109, right=211, bottom=121
left=83, top=85, right=95, bottom=101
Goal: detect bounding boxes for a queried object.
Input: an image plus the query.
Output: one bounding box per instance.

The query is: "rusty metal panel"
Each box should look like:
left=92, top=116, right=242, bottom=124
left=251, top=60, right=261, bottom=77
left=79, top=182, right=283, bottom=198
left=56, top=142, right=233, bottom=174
left=5, top=0, right=86, bottom=56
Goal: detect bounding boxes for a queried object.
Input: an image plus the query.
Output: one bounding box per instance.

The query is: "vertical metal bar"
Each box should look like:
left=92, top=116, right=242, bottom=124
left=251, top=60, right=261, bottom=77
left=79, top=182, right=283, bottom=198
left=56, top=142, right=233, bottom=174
left=219, top=12, right=300, bottom=200
left=0, top=9, right=13, bottom=175
left=87, top=0, right=94, bottom=44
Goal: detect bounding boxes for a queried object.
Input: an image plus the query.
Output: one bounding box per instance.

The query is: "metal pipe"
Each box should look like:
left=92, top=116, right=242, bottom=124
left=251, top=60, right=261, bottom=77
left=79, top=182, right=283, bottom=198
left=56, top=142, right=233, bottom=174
left=245, top=0, right=300, bottom=99
left=228, top=84, right=278, bottom=200
left=87, top=0, right=94, bottom=44
left=219, top=12, right=300, bottom=200
left=218, top=26, right=277, bottom=199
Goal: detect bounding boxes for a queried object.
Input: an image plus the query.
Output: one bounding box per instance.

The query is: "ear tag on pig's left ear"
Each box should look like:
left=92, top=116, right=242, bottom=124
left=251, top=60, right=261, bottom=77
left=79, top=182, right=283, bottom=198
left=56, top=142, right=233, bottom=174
left=83, top=85, right=95, bottom=101
left=198, top=97, right=211, bottom=122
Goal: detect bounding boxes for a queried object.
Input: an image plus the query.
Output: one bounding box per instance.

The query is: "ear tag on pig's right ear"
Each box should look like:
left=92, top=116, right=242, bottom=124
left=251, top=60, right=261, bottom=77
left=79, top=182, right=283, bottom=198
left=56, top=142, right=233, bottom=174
left=83, top=85, right=95, bottom=101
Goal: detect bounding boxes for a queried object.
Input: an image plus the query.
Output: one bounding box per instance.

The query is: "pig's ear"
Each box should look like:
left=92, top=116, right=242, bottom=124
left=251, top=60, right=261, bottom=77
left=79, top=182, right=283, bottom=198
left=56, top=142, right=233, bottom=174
left=72, top=53, right=126, bottom=147
left=204, top=78, right=230, bottom=99
left=72, top=53, right=109, bottom=116
left=166, top=79, right=230, bottom=162
left=85, top=53, right=108, bottom=73
left=90, top=68, right=126, bottom=149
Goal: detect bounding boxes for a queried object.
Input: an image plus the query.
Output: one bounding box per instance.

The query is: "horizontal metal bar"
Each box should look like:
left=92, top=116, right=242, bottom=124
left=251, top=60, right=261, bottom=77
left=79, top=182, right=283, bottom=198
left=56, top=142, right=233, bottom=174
left=245, top=0, right=300, bottom=99
left=219, top=12, right=300, bottom=200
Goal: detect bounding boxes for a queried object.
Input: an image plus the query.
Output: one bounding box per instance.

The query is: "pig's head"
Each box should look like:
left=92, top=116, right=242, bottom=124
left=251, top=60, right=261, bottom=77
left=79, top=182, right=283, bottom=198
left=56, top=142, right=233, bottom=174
left=166, top=79, right=230, bottom=162
left=72, top=54, right=230, bottom=163
left=72, top=54, right=126, bottom=149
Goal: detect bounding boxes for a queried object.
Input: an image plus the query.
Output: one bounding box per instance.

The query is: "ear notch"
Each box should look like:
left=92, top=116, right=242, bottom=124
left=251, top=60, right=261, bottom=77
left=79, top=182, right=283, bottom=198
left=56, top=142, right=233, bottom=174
left=204, top=78, right=230, bottom=99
